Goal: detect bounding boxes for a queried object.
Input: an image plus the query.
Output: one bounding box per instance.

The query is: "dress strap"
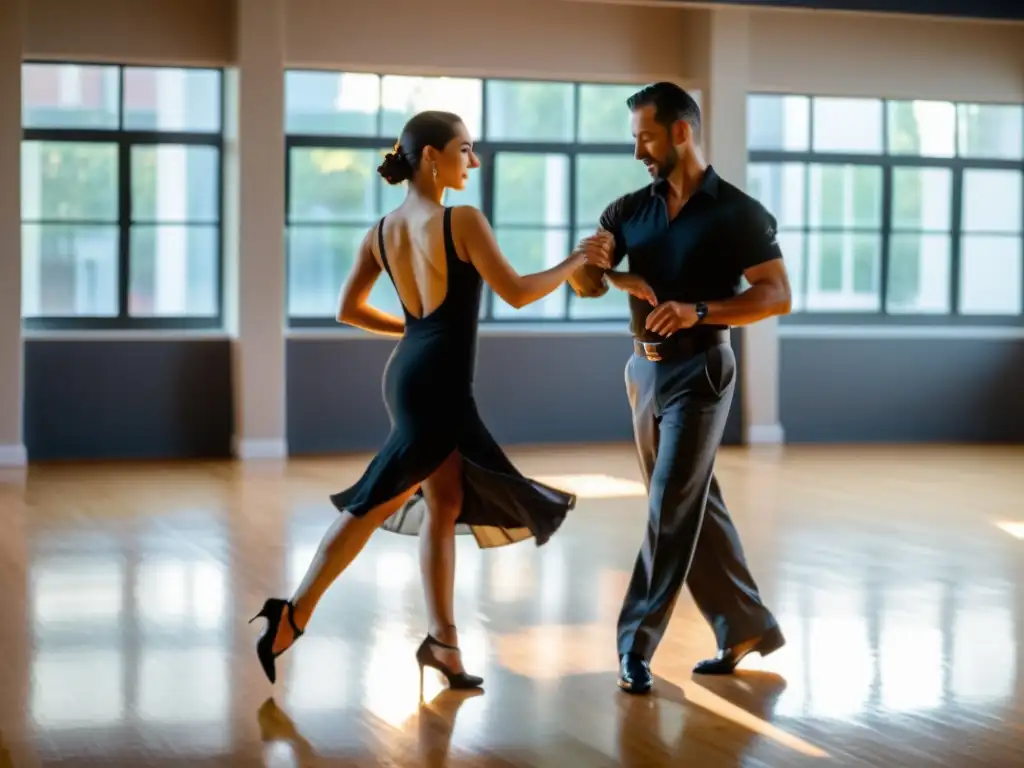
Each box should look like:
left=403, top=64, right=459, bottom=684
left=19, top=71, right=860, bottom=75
left=376, top=216, right=394, bottom=278
left=442, top=207, right=459, bottom=267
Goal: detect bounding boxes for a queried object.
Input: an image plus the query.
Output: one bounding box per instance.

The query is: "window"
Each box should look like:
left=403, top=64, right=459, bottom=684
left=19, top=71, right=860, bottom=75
left=21, top=63, right=224, bottom=329
left=748, top=94, right=1024, bottom=324
left=284, top=72, right=675, bottom=325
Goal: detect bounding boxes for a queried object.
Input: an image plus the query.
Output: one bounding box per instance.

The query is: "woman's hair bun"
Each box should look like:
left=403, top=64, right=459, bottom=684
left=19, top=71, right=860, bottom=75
left=377, top=148, right=413, bottom=185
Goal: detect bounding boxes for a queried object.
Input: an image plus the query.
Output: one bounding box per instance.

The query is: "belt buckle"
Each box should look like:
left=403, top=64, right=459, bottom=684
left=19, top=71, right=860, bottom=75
left=641, top=342, right=662, bottom=362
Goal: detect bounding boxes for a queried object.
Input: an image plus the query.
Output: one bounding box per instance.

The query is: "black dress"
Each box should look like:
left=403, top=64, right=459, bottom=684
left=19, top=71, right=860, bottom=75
left=329, top=207, right=576, bottom=548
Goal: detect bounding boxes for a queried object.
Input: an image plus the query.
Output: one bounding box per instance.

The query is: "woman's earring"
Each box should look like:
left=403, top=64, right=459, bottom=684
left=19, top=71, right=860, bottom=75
left=432, top=162, right=438, bottom=181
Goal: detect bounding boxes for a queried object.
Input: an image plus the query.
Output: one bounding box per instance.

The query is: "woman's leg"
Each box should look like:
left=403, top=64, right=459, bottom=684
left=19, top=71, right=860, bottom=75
left=419, top=451, right=465, bottom=672
left=271, top=486, right=419, bottom=654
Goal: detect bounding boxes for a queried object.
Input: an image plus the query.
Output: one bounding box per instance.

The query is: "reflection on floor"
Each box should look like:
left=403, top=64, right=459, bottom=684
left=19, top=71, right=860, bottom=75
left=0, top=443, right=1021, bottom=767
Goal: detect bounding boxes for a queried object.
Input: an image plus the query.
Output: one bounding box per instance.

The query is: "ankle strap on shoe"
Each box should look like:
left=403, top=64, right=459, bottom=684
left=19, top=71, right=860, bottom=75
left=426, top=633, right=458, bottom=651
left=286, top=602, right=305, bottom=637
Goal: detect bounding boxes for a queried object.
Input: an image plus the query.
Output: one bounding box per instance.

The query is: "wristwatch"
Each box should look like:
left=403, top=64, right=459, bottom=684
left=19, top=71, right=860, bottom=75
left=694, top=301, right=708, bottom=324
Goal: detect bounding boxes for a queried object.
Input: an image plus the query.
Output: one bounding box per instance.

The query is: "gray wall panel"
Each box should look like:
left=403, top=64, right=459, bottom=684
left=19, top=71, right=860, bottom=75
left=286, top=331, right=745, bottom=454
left=24, top=339, right=234, bottom=461
left=780, top=337, right=1024, bottom=443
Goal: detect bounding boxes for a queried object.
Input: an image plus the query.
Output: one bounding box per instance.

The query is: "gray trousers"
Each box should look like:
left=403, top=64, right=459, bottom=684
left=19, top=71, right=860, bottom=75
left=617, top=341, right=777, bottom=660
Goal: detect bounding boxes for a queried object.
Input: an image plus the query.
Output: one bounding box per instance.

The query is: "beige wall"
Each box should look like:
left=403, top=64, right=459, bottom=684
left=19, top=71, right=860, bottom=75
left=0, top=0, right=25, bottom=467
left=286, top=0, right=702, bottom=83
left=24, top=0, right=236, bottom=66
left=747, top=9, right=1024, bottom=102
left=5, top=0, right=1023, bottom=462
left=23, top=0, right=1023, bottom=103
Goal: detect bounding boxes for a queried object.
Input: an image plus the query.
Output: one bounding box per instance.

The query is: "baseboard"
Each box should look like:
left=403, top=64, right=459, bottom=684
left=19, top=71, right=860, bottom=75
left=745, top=424, right=785, bottom=445
left=233, top=437, right=288, bottom=460
left=0, top=443, right=28, bottom=467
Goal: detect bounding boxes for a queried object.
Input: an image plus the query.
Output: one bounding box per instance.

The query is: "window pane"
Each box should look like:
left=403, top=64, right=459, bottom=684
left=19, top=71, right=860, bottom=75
left=747, top=162, right=806, bottom=227
left=808, top=164, right=882, bottom=229
left=886, top=234, right=951, bottom=314
left=959, top=235, right=1022, bottom=315
left=575, top=154, right=650, bottom=224
left=491, top=228, right=569, bottom=318
left=812, top=97, right=883, bottom=153
left=493, top=153, right=569, bottom=226
left=805, top=232, right=881, bottom=311
left=122, top=68, right=221, bottom=132
left=21, top=224, right=119, bottom=317
left=285, top=71, right=380, bottom=136
left=962, top=169, right=1021, bottom=233
left=891, top=168, right=952, bottom=231
left=485, top=80, right=574, bottom=142
left=287, top=225, right=401, bottom=318
left=380, top=76, right=482, bottom=138
left=577, top=84, right=637, bottom=143
left=128, top=225, right=219, bottom=316
left=21, top=141, right=119, bottom=222
left=568, top=287, right=630, bottom=320
left=288, top=148, right=380, bottom=223
left=747, top=95, right=810, bottom=151
left=131, top=145, right=219, bottom=223
left=886, top=101, right=955, bottom=157
left=380, top=160, right=482, bottom=211
left=568, top=227, right=632, bottom=320
left=957, top=104, right=1023, bottom=160
left=22, top=63, right=119, bottom=130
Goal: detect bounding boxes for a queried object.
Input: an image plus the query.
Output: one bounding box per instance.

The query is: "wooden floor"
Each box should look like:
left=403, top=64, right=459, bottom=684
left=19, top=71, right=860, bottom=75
left=0, top=444, right=1021, bottom=767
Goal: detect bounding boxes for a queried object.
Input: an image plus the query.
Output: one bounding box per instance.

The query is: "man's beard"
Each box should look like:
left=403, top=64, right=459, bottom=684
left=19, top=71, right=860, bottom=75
left=644, top=146, right=679, bottom=179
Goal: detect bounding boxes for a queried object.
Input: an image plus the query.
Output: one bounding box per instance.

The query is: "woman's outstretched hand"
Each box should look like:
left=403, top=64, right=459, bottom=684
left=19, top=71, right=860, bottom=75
left=577, top=230, right=615, bottom=269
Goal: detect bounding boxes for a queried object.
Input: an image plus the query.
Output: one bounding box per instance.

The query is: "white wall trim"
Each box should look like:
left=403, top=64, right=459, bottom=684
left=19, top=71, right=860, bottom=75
left=23, top=330, right=233, bottom=342
left=745, top=424, right=785, bottom=445
left=286, top=322, right=633, bottom=340
left=233, top=437, right=288, bottom=460
left=778, top=324, right=1024, bottom=340
left=0, top=443, right=28, bottom=467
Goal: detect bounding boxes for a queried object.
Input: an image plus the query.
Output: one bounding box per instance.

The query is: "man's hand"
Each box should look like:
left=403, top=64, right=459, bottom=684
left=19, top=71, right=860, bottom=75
left=608, top=272, right=657, bottom=306
left=645, top=302, right=699, bottom=336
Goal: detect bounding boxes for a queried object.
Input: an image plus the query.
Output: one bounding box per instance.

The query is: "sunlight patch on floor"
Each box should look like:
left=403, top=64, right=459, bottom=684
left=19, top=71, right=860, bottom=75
left=535, top=474, right=646, bottom=499
left=995, top=521, right=1024, bottom=539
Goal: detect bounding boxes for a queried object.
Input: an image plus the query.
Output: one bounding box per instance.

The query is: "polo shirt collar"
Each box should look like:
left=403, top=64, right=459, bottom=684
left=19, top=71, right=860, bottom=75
left=649, top=164, right=720, bottom=199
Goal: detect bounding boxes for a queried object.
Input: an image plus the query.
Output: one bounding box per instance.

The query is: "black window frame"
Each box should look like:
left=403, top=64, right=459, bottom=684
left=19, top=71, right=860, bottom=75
left=20, top=60, right=226, bottom=331
left=284, top=71, right=650, bottom=328
left=747, top=93, right=1024, bottom=327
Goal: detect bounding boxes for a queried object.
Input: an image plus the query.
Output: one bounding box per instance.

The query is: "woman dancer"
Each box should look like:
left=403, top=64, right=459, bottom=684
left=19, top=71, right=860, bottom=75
left=252, top=110, right=607, bottom=691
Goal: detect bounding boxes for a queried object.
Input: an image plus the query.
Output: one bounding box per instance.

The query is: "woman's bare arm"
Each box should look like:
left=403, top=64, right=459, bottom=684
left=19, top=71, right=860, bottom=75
left=336, top=226, right=405, bottom=337
left=452, top=206, right=586, bottom=310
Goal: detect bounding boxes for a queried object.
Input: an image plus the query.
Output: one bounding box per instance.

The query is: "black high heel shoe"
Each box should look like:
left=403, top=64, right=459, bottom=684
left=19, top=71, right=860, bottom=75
left=415, top=634, right=483, bottom=695
left=250, top=598, right=304, bottom=684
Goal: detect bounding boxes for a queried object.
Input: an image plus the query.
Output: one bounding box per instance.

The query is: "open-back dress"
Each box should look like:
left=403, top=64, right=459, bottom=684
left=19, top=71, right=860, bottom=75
left=328, top=207, right=577, bottom=548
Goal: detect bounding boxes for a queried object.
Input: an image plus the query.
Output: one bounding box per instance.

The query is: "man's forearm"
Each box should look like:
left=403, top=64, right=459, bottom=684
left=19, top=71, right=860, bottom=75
left=568, top=263, right=609, bottom=298
left=605, top=271, right=635, bottom=291
left=704, top=282, right=791, bottom=327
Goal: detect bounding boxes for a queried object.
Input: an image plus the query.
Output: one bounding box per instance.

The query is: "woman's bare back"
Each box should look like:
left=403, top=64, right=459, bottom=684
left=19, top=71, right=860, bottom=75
left=375, top=202, right=470, bottom=320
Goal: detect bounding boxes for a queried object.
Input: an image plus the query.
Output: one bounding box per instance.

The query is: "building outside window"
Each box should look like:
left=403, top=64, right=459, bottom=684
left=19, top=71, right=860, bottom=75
left=20, top=62, right=224, bottom=330
left=746, top=93, right=1023, bottom=323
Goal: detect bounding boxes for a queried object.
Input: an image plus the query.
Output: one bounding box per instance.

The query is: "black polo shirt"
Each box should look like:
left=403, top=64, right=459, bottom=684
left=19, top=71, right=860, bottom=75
left=593, top=165, right=783, bottom=342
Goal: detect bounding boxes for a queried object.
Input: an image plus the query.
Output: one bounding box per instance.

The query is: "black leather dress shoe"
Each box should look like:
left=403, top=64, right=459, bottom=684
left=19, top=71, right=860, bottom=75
left=618, top=653, right=653, bottom=694
left=692, top=625, right=785, bottom=675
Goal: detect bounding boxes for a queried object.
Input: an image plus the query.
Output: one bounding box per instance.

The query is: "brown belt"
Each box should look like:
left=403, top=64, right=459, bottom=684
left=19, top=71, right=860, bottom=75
left=633, top=328, right=729, bottom=362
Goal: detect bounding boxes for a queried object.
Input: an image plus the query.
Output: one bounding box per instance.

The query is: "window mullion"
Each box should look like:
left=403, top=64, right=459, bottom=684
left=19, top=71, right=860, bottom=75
left=118, top=138, right=132, bottom=320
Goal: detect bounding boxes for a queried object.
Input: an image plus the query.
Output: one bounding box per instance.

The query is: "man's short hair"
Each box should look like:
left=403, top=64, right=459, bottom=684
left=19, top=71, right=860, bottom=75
left=626, top=82, right=701, bottom=142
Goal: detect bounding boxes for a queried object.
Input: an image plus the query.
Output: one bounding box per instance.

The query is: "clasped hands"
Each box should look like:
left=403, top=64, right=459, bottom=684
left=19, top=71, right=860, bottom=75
left=575, top=231, right=701, bottom=336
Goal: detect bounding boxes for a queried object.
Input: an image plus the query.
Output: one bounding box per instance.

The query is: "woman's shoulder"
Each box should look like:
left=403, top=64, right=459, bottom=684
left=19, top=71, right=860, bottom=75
left=448, top=204, right=489, bottom=232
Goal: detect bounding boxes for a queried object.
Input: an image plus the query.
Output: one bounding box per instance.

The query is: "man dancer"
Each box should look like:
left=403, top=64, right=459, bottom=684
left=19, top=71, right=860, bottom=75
left=571, top=82, right=791, bottom=694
